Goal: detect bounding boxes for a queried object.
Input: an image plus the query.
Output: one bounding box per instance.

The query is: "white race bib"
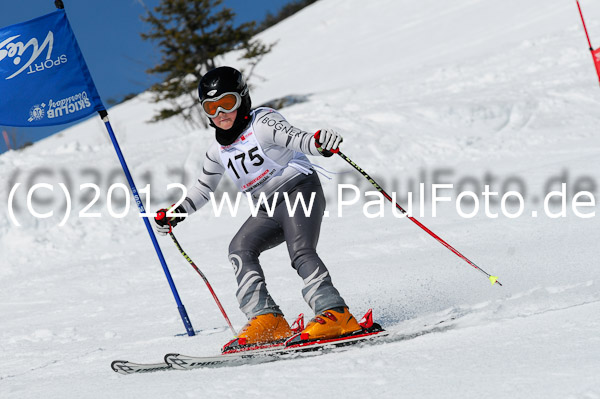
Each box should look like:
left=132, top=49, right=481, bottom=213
left=219, top=130, right=282, bottom=194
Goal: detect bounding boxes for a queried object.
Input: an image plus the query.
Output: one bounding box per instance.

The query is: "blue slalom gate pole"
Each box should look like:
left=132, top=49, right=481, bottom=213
left=99, top=110, right=195, bottom=336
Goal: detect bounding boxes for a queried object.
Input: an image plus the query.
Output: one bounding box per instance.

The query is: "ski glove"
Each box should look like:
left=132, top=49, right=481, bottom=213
left=153, top=204, right=186, bottom=236
left=314, top=129, right=343, bottom=157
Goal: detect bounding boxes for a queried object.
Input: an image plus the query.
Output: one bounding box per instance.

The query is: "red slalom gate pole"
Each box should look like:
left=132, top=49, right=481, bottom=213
left=336, top=150, right=502, bottom=287
left=577, top=0, right=594, bottom=49
left=576, top=0, right=600, bottom=85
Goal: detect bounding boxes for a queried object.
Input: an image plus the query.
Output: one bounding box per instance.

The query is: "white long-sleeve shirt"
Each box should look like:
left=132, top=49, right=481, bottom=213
left=181, top=107, right=321, bottom=214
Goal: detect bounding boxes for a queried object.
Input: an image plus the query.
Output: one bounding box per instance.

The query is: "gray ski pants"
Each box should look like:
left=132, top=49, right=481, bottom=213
left=228, top=172, right=347, bottom=319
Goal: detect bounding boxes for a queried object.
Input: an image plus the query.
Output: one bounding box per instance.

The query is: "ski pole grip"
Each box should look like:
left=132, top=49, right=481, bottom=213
left=313, top=130, right=340, bottom=154
left=313, top=130, right=337, bottom=157
left=314, top=130, right=322, bottom=148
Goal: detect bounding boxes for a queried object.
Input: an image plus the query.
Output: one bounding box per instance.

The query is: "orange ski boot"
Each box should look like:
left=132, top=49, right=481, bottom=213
left=223, top=313, right=293, bottom=352
left=299, top=307, right=362, bottom=341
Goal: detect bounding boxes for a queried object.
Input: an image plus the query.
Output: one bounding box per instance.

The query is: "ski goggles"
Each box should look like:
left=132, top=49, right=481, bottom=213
left=201, top=91, right=243, bottom=118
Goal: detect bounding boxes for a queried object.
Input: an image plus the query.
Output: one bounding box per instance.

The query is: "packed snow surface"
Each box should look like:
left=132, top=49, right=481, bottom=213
left=2, top=0, right=600, bottom=398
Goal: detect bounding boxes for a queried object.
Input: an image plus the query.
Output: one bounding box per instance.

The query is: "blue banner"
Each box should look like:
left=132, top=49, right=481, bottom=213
left=0, top=10, right=104, bottom=127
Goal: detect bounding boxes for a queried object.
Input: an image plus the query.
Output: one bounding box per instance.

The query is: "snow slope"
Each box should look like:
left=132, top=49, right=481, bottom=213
left=2, top=0, right=600, bottom=398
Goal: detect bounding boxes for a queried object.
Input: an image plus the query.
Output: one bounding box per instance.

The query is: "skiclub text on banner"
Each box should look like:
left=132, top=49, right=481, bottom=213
left=0, top=10, right=104, bottom=126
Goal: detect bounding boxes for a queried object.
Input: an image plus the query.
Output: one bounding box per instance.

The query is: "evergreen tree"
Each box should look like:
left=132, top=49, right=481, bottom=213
left=141, top=0, right=274, bottom=125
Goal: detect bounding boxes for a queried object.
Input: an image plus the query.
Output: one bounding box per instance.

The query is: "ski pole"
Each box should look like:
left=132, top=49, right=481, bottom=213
left=168, top=231, right=238, bottom=336
left=315, top=132, right=501, bottom=286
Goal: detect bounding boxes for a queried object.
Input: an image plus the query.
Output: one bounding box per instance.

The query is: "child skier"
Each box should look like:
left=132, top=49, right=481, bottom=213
left=153, top=66, right=361, bottom=346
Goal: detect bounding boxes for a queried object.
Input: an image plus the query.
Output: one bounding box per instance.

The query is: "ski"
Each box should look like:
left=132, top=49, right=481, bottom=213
left=111, top=329, right=386, bottom=374
left=166, top=328, right=388, bottom=370
left=111, top=309, right=462, bottom=374
left=111, top=360, right=172, bottom=374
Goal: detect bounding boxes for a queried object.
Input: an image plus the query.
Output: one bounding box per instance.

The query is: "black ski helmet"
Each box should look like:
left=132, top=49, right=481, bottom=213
left=198, top=67, right=253, bottom=145
left=199, top=66, right=248, bottom=104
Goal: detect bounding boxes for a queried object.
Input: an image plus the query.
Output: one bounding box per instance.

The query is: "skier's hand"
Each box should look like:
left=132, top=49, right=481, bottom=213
left=153, top=205, right=186, bottom=236
left=314, top=129, right=343, bottom=157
